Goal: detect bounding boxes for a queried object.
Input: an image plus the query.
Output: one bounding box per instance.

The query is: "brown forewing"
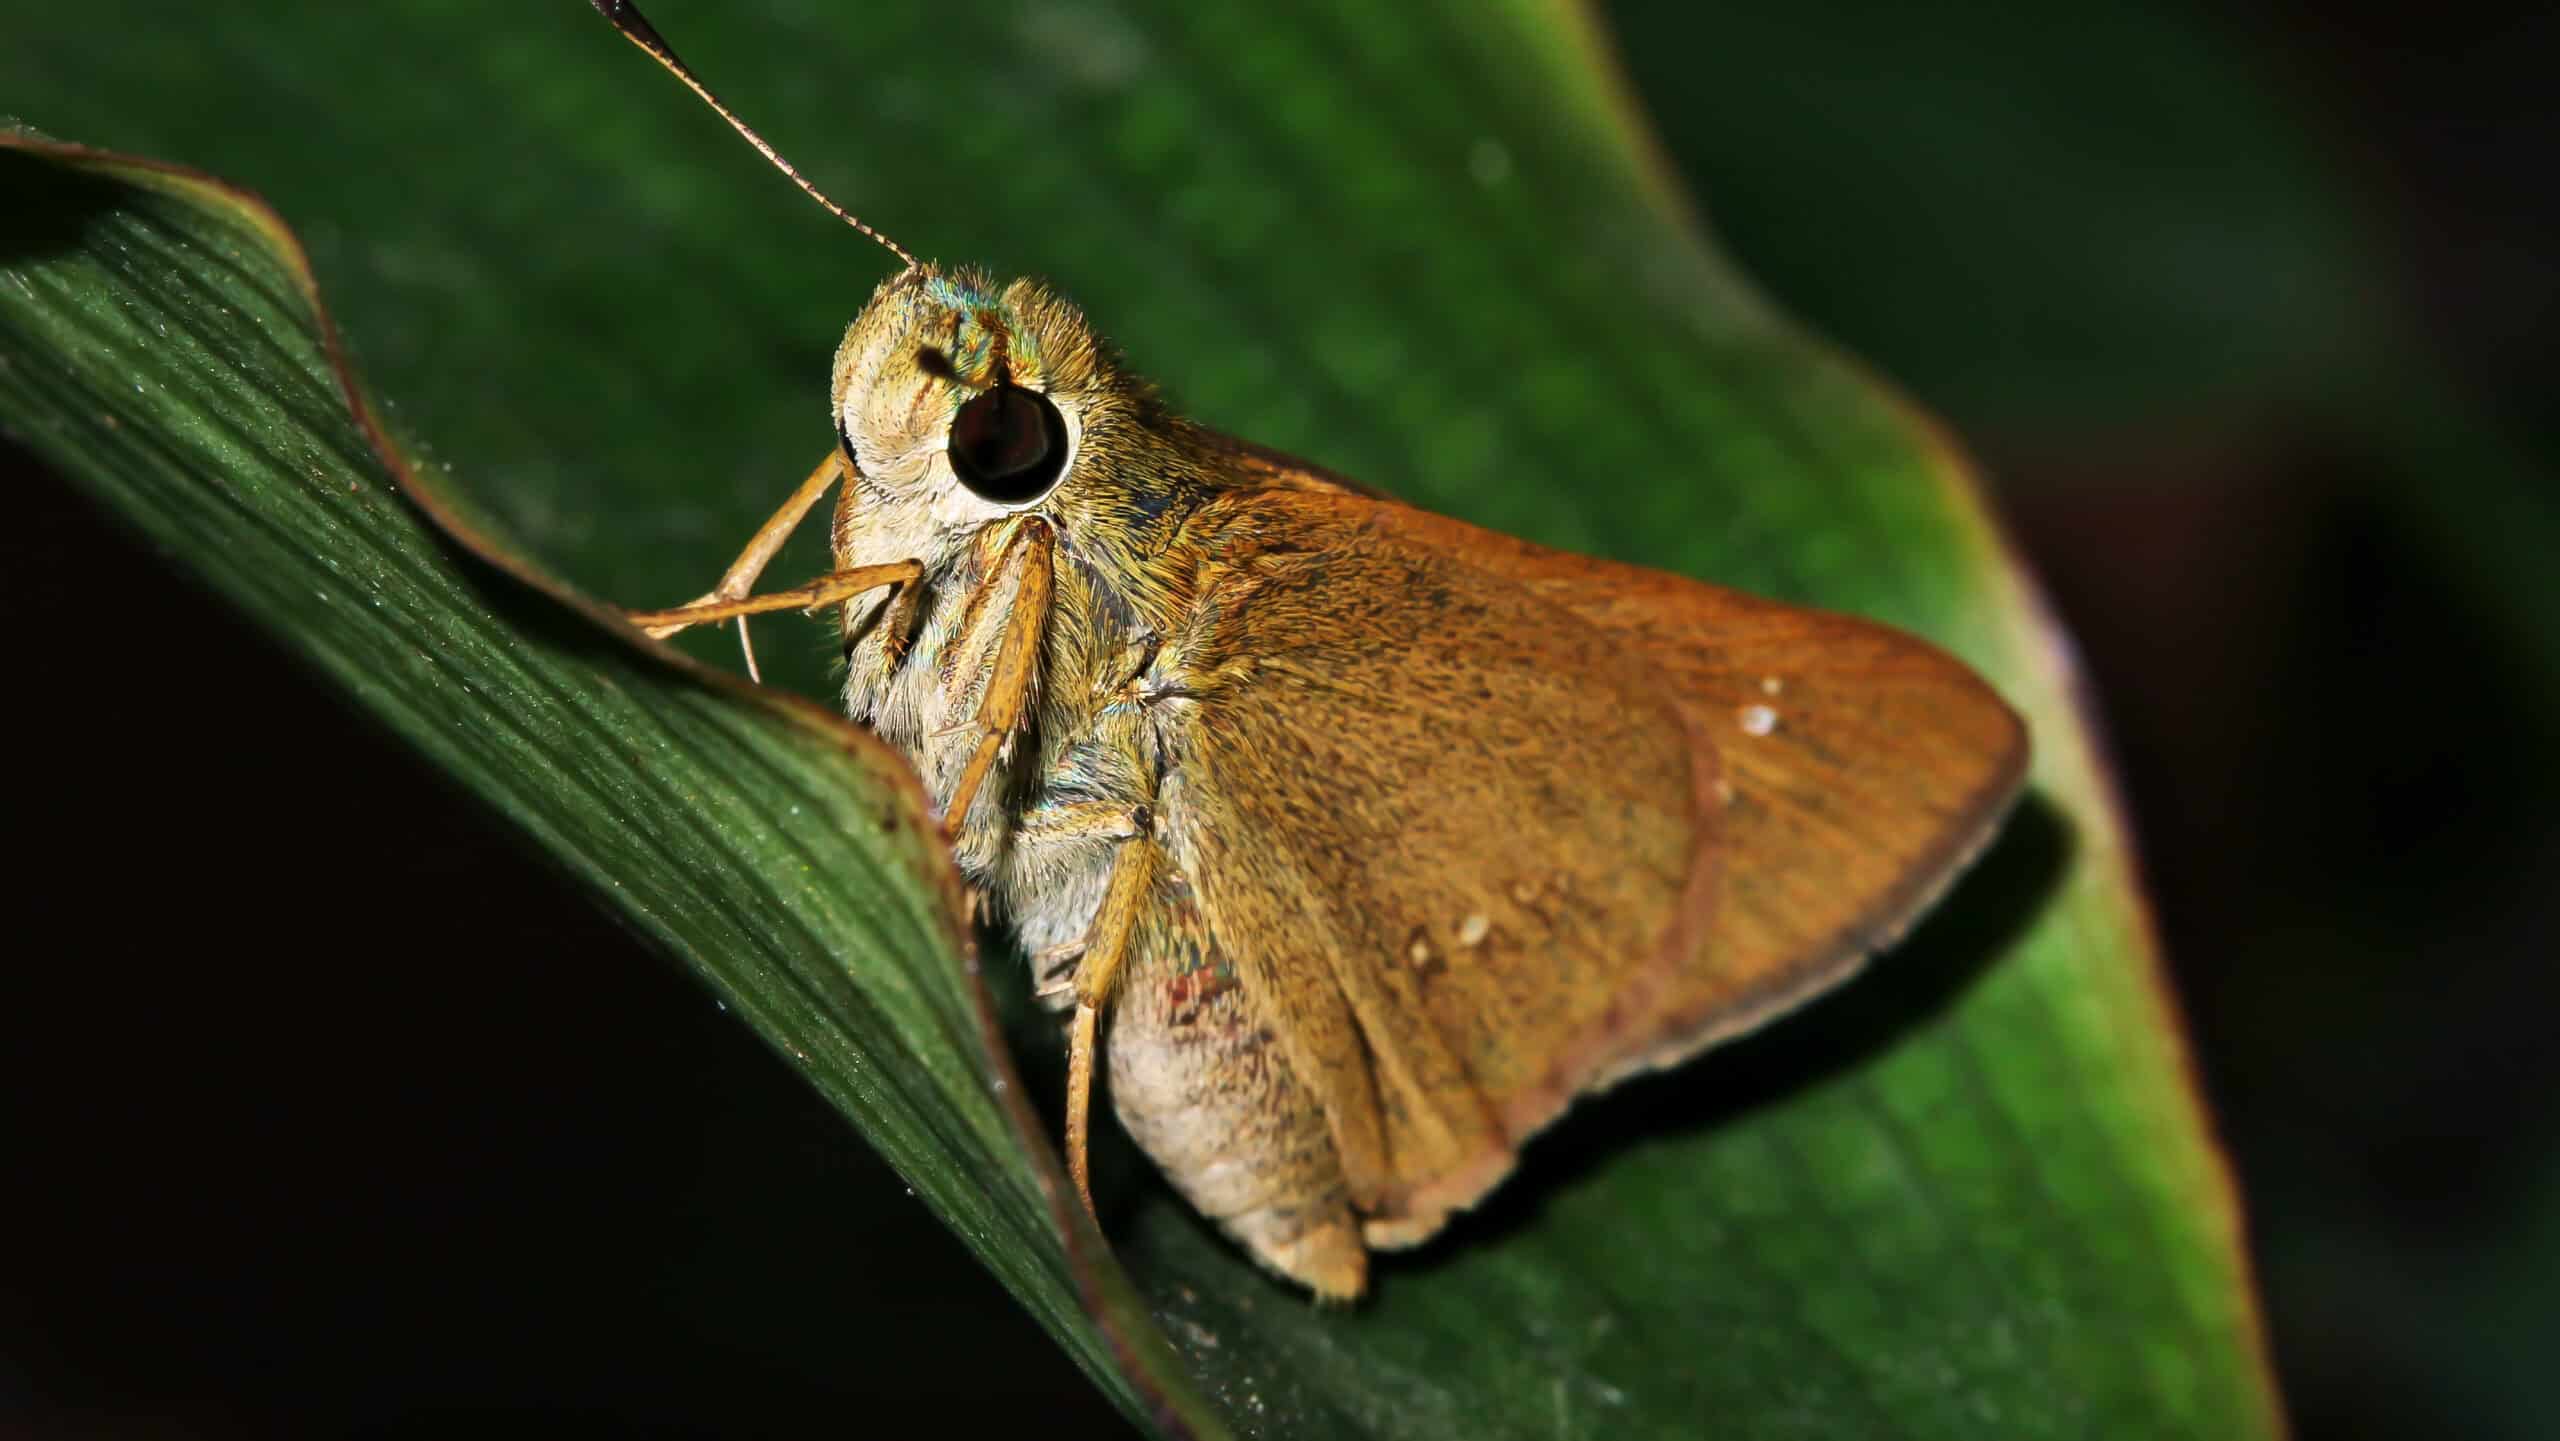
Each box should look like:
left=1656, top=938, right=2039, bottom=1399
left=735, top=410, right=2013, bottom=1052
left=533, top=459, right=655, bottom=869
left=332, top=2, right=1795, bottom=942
left=1153, top=489, right=1717, bottom=1243
left=1149, top=485, right=2026, bottom=1249
left=1430, top=507, right=2034, bottom=1091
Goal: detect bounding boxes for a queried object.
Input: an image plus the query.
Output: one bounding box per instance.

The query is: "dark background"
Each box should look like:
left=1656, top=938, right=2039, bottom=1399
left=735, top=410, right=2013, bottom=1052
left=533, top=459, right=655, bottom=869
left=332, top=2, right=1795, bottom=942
left=8, top=1, right=2554, bottom=1436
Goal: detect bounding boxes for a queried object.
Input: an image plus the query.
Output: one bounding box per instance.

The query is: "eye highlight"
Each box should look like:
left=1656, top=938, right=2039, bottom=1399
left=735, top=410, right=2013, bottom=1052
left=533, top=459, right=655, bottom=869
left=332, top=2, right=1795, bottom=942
left=948, top=386, right=1070, bottom=504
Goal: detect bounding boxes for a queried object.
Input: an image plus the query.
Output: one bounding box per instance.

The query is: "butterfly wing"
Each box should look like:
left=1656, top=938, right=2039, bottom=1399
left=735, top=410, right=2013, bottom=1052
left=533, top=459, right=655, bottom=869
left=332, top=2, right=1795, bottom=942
left=1475, top=512, right=2034, bottom=1089
left=1147, top=486, right=2026, bottom=1245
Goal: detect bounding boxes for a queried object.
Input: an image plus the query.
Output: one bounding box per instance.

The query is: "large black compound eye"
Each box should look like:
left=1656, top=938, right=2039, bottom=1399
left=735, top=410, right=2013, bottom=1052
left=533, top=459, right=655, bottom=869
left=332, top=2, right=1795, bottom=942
left=947, top=385, right=1070, bottom=503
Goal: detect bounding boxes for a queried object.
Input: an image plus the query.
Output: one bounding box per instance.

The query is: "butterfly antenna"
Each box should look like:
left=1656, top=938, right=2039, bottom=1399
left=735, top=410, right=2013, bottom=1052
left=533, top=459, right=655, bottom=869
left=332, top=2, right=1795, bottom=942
left=591, top=0, right=918, bottom=270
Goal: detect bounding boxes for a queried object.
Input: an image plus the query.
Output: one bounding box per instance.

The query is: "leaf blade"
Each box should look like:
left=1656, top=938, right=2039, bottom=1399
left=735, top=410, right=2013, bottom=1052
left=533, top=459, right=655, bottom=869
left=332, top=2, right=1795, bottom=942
left=0, top=135, right=1221, bottom=1438
left=1, top=0, right=2282, bottom=1431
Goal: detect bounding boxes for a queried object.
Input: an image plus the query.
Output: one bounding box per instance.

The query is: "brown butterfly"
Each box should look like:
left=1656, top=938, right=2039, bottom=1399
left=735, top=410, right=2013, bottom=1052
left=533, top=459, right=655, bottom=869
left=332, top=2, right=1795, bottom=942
left=598, top=0, right=2028, bottom=1298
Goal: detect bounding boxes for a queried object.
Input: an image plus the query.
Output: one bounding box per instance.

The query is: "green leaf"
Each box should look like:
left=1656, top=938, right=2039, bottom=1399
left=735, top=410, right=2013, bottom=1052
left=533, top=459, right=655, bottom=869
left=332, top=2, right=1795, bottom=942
left=0, top=133, right=1214, bottom=1434
left=1603, top=0, right=2389, bottom=437
left=0, top=2, right=2283, bottom=1435
left=1604, top=0, right=2560, bottom=707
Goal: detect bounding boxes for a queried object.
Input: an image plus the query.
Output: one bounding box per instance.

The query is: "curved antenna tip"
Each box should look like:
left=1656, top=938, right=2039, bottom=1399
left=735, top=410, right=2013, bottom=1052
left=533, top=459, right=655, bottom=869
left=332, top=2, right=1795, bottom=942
left=591, top=0, right=918, bottom=271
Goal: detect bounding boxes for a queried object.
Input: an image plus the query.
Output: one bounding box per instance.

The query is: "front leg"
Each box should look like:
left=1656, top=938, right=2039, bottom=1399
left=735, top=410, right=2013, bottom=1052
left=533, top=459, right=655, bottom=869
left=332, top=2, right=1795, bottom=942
left=932, top=516, right=1056, bottom=836
left=626, top=560, right=923, bottom=636
left=626, top=449, right=856, bottom=681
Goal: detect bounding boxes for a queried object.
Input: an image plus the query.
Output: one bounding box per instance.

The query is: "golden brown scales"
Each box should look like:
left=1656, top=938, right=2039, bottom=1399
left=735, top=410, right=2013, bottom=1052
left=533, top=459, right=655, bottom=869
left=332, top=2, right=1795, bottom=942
left=631, top=264, right=2026, bottom=1300
left=590, top=0, right=2024, bottom=1306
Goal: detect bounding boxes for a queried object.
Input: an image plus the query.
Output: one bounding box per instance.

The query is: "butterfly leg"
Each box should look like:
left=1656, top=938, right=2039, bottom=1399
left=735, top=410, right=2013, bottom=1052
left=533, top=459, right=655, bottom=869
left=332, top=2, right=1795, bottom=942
left=625, top=560, right=922, bottom=640
left=1062, top=831, right=1159, bottom=1218
left=624, top=449, right=856, bottom=681
left=935, top=517, right=1055, bottom=833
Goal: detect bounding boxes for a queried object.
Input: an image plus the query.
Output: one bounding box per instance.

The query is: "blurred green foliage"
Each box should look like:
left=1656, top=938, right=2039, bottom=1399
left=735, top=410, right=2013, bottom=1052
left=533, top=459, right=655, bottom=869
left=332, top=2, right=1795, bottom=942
left=1604, top=4, right=2560, bottom=1437
left=22, top=0, right=2548, bottom=1434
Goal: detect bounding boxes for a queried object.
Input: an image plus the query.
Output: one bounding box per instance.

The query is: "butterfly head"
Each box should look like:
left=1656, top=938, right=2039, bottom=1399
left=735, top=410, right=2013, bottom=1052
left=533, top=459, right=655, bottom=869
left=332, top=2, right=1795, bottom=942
left=833, top=266, right=1144, bottom=532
